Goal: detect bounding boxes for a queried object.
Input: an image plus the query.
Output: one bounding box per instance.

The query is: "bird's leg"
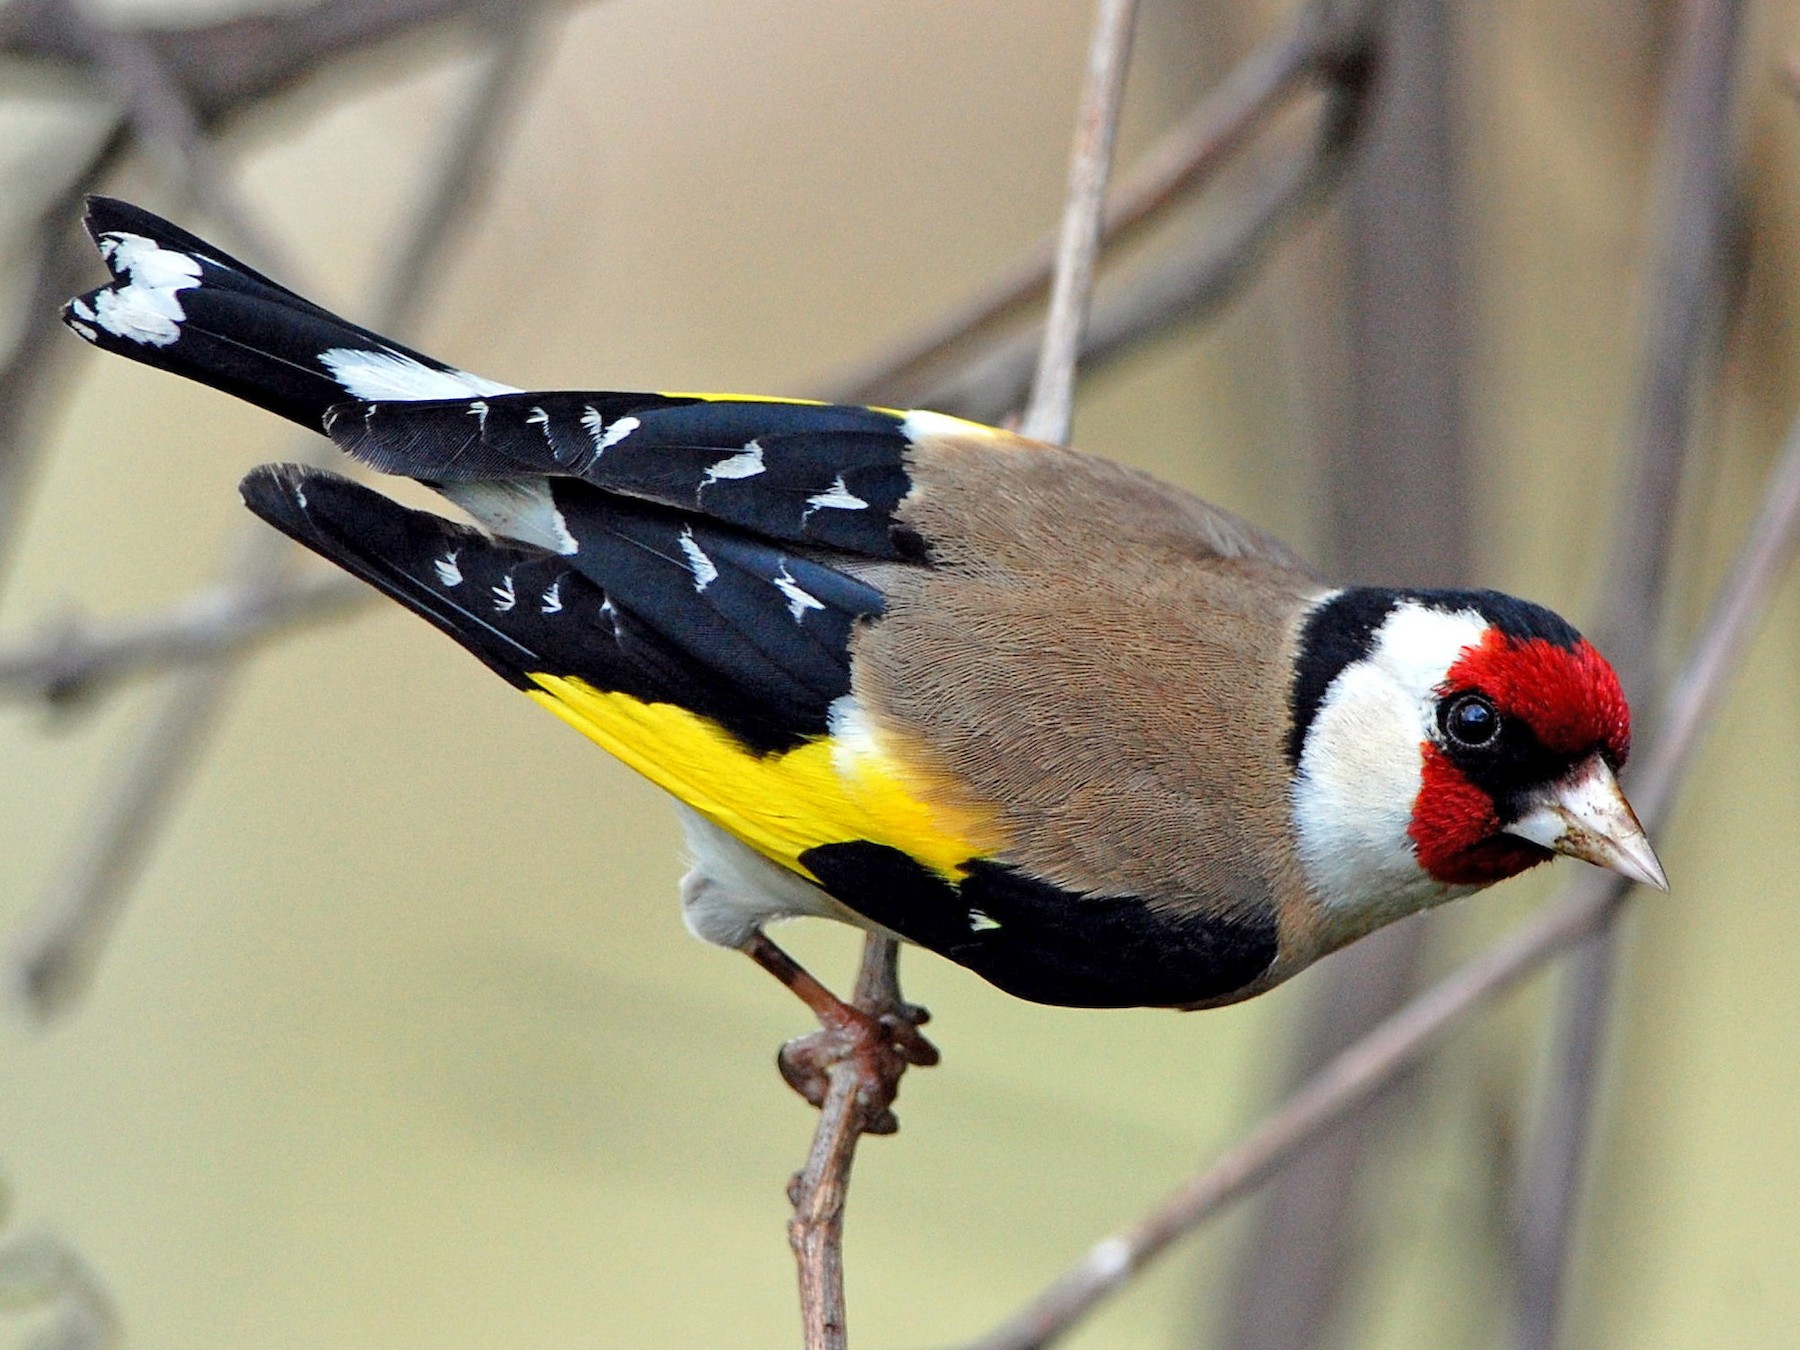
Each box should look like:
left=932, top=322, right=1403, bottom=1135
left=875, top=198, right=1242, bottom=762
left=740, top=931, right=938, bottom=1135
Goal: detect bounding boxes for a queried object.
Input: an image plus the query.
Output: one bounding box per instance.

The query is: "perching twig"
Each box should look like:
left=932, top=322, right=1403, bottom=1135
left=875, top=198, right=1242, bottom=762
left=787, top=936, right=913, bottom=1350
left=787, top=4, right=1141, bottom=1343
left=955, top=389, right=1800, bottom=1350
left=1511, top=5, right=1744, bottom=1345
left=828, top=0, right=1376, bottom=410
left=1016, top=0, right=1139, bottom=444
left=9, top=16, right=548, bottom=1020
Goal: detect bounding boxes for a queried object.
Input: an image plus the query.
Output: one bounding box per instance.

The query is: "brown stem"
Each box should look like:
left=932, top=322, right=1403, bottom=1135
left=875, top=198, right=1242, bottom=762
left=1017, top=0, right=1140, bottom=444
left=787, top=934, right=909, bottom=1350
left=825, top=0, right=1377, bottom=409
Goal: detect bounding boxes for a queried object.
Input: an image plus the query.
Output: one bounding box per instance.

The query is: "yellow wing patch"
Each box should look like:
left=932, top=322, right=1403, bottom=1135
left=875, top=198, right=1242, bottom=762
left=525, top=674, right=1002, bottom=882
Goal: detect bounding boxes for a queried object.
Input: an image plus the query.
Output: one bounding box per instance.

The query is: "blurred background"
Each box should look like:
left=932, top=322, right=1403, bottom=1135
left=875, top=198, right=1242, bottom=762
left=0, top=0, right=1796, bottom=1345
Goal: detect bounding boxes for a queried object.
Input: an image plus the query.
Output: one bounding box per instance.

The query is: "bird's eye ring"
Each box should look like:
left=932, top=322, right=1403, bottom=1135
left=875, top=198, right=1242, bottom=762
left=1441, top=693, right=1500, bottom=749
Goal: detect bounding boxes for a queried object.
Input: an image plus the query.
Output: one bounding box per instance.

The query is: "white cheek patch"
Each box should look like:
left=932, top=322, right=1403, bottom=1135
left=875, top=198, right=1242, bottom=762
left=1290, top=600, right=1491, bottom=924
left=317, top=346, right=518, bottom=401
left=87, top=232, right=204, bottom=347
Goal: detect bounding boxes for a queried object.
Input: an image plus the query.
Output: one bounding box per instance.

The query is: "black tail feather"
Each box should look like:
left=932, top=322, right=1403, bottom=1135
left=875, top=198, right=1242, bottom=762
left=66, top=197, right=502, bottom=431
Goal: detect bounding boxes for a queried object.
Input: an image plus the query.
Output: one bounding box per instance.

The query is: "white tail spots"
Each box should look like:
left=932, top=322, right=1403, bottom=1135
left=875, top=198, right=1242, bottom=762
left=527, top=405, right=553, bottom=443
left=677, top=528, right=718, bottom=592
left=772, top=565, right=825, bottom=623
left=88, top=232, right=203, bottom=347
left=433, top=552, right=463, bottom=587
left=318, top=347, right=517, bottom=401
left=491, top=573, right=517, bottom=612
left=468, top=399, right=489, bottom=432
left=804, top=474, right=868, bottom=517
left=968, top=910, right=1002, bottom=932
left=581, top=406, right=640, bottom=456
left=540, top=579, right=563, bottom=614
left=701, top=442, right=766, bottom=489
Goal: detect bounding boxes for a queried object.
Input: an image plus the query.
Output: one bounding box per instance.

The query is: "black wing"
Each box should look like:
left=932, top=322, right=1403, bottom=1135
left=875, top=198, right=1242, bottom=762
left=242, top=466, right=884, bottom=756
left=327, top=393, right=924, bottom=560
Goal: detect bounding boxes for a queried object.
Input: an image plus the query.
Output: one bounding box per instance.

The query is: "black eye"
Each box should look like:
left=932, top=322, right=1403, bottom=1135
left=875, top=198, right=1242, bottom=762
left=1442, top=693, right=1500, bottom=748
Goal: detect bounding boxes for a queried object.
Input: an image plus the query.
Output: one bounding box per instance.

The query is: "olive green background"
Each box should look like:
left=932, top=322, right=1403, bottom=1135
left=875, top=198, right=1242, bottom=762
left=1, top=1, right=1797, bottom=1345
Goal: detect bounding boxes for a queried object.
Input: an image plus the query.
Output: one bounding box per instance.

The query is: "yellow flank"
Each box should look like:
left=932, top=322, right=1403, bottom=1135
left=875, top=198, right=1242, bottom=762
left=525, top=674, right=999, bottom=882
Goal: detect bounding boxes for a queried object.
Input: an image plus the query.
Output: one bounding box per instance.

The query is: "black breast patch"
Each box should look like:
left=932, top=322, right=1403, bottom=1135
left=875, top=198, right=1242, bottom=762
left=799, top=841, right=1278, bottom=1008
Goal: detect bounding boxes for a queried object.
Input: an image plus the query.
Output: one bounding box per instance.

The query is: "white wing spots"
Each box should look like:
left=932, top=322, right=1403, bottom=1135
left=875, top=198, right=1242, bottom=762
left=700, top=441, right=766, bottom=489
left=803, top=474, right=868, bottom=518
left=293, top=482, right=308, bottom=510
left=968, top=909, right=1002, bottom=932
left=540, top=579, right=564, bottom=614
left=433, top=552, right=463, bottom=587
left=527, top=405, right=554, bottom=443
left=468, top=399, right=489, bottom=432
left=318, top=346, right=518, bottom=401
left=89, top=231, right=203, bottom=347
left=599, top=597, right=624, bottom=641
left=65, top=296, right=99, bottom=341
left=491, top=573, right=517, bottom=612
left=772, top=565, right=825, bottom=623
left=677, top=528, right=718, bottom=592
left=581, top=406, right=640, bottom=456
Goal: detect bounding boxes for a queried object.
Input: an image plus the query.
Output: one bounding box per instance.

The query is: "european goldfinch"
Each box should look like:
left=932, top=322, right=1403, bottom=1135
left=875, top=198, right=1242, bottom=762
left=63, top=199, right=1665, bottom=1030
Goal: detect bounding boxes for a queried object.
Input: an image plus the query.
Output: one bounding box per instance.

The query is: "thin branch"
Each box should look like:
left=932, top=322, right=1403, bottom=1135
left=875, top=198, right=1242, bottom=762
left=0, top=572, right=367, bottom=705
left=1017, top=0, right=1140, bottom=443
left=826, top=0, right=1377, bottom=408
left=1220, top=3, right=1468, bottom=1341
left=1512, top=4, right=1745, bottom=1344
left=0, top=1230, right=120, bottom=1349
left=59, top=0, right=291, bottom=272
left=0, top=0, right=567, bottom=126
left=9, top=17, right=548, bottom=1020
left=954, top=384, right=1800, bottom=1350
left=0, top=121, right=131, bottom=581
left=787, top=936, right=909, bottom=1350
left=916, top=80, right=1364, bottom=427
left=791, top=5, right=1143, bottom=1340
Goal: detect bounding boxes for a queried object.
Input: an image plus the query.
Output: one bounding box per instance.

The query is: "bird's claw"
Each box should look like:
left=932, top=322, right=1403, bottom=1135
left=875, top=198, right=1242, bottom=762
left=776, top=1000, right=938, bottom=1135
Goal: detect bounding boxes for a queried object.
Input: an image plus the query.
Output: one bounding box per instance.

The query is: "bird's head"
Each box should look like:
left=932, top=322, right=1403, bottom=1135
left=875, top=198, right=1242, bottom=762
left=1287, top=588, right=1664, bottom=940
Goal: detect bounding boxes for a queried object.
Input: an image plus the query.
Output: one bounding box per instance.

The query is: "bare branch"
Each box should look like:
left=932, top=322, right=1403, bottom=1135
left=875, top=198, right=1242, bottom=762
left=9, top=16, right=549, bottom=1020
left=826, top=0, right=1377, bottom=409
left=1017, top=0, right=1140, bottom=443
left=0, top=572, right=368, bottom=706
left=787, top=937, right=912, bottom=1350
left=0, top=0, right=567, bottom=127
left=1512, top=4, right=1745, bottom=1343
left=54, top=0, right=291, bottom=272
left=0, top=1230, right=120, bottom=1349
left=954, top=394, right=1800, bottom=1350
left=0, top=122, right=130, bottom=581
left=916, top=80, right=1363, bottom=427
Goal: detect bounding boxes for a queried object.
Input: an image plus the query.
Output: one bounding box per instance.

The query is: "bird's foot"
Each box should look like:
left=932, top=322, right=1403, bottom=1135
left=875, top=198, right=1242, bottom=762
left=776, top=997, right=938, bottom=1136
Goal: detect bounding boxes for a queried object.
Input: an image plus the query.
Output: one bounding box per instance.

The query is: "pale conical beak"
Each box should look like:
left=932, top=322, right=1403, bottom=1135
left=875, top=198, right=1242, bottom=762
left=1502, top=755, right=1669, bottom=891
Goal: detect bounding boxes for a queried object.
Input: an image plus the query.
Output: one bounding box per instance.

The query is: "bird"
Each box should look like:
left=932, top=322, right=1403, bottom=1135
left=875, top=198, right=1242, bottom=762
left=63, top=196, right=1665, bottom=1072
